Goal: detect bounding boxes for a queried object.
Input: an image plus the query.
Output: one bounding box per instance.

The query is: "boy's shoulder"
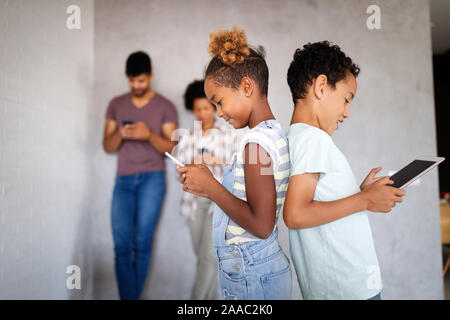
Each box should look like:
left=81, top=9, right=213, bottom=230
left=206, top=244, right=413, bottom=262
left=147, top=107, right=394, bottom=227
left=288, top=123, right=333, bottom=144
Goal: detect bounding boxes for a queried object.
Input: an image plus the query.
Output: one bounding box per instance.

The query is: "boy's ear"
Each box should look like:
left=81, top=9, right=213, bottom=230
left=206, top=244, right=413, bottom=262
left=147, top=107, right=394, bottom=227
left=313, top=74, right=328, bottom=100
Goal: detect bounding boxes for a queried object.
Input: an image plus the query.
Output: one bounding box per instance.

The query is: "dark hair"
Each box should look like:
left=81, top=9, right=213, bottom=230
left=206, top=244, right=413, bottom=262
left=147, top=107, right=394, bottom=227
left=126, top=51, right=152, bottom=76
left=184, top=80, right=213, bottom=111
left=287, top=41, right=360, bottom=104
left=205, top=27, right=269, bottom=96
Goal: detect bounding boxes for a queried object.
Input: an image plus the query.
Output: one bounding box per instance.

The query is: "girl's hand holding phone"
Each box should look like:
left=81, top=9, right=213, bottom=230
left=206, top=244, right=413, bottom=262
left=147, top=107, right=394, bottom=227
left=361, top=176, right=406, bottom=213
left=177, top=164, right=216, bottom=199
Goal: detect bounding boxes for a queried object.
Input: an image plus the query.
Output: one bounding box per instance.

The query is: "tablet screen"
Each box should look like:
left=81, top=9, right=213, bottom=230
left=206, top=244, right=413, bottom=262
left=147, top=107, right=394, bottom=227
left=390, top=160, right=436, bottom=188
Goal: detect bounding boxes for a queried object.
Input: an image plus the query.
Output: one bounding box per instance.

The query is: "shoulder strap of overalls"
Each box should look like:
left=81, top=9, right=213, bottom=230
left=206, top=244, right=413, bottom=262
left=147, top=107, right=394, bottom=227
left=264, top=120, right=287, bottom=140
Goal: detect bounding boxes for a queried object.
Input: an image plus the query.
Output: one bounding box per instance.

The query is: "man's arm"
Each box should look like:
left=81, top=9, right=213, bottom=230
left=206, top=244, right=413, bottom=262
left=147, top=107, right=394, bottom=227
left=148, top=122, right=178, bottom=154
left=103, top=119, right=123, bottom=153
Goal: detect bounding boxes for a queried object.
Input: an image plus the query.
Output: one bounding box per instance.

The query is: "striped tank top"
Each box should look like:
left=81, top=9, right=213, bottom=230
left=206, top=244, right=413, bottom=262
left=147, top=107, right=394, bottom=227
left=225, top=119, right=290, bottom=245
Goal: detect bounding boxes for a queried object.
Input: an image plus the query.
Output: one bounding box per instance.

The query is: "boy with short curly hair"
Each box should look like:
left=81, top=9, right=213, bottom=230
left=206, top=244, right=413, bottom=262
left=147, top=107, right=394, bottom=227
left=284, top=41, right=406, bottom=300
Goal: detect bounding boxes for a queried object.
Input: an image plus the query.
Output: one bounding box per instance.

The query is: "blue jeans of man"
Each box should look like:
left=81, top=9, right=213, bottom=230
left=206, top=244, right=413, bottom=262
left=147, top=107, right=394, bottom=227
left=111, top=170, right=166, bottom=300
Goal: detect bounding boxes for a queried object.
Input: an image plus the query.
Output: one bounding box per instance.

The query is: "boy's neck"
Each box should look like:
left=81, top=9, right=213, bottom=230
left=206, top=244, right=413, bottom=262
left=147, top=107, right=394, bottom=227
left=290, top=98, right=320, bottom=129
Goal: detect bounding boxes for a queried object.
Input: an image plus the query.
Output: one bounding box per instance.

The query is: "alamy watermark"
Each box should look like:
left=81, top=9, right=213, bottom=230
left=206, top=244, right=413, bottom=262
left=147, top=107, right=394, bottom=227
left=66, top=265, right=81, bottom=290
left=366, top=5, right=381, bottom=30
left=66, top=5, right=81, bottom=30
left=366, top=265, right=382, bottom=291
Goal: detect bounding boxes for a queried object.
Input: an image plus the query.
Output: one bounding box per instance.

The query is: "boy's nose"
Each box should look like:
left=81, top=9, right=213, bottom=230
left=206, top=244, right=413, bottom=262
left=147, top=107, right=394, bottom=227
left=344, top=106, right=350, bottom=118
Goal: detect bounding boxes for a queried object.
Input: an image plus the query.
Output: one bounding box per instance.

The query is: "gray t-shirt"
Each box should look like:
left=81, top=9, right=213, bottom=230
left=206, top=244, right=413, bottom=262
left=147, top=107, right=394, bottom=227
left=105, top=92, right=178, bottom=176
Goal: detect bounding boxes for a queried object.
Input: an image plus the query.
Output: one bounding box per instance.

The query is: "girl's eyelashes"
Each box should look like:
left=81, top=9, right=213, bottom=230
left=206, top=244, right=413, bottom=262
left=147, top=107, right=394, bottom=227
left=210, top=99, right=222, bottom=108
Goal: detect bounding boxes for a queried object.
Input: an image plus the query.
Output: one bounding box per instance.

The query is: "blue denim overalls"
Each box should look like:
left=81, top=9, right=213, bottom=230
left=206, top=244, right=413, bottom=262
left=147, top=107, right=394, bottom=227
left=212, top=121, right=292, bottom=300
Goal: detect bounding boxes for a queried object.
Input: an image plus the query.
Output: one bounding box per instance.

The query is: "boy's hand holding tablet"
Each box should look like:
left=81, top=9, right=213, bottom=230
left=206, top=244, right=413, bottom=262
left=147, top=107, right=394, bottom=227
left=360, top=166, right=384, bottom=191
left=358, top=156, right=445, bottom=213
left=358, top=166, right=404, bottom=213
left=360, top=176, right=405, bottom=213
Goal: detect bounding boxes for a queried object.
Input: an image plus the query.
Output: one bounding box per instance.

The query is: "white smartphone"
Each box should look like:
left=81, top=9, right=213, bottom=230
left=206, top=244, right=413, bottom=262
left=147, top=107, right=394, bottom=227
left=165, top=152, right=185, bottom=167
left=389, top=156, right=445, bottom=189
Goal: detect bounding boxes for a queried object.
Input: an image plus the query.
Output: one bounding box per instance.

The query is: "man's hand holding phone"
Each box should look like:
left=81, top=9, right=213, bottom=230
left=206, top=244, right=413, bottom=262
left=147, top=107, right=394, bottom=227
left=120, top=121, right=153, bottom=141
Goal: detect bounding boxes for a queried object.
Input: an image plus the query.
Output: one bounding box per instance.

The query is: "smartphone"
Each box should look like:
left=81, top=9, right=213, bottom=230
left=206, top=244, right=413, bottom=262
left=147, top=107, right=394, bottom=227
left=165, top=152, right=184, bottom=167
left=122, top=120, right=134, bottom=125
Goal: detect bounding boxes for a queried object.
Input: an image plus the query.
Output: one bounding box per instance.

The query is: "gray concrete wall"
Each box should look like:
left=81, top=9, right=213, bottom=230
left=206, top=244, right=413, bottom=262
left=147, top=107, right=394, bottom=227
left=0, top=0, right=94, bottom=299
left=0, top=0, right=443, bottom=299
left=92, top=0, right=443, bottom=299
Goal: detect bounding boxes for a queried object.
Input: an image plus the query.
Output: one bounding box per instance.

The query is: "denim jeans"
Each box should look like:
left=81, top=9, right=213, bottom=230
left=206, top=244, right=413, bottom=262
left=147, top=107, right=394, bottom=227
left=212, top=155, right=292, bottom=300
left=110, top=170, right=166, bottom=300
left=215, top=228, right=292, bottom=300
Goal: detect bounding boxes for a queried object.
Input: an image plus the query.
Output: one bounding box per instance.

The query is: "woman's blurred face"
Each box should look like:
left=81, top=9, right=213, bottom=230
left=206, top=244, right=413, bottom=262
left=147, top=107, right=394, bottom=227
left=204, top=77, right=251, bottom=129
left=318, top=73, right=357, bottom=135
left=192, top=97, right=215, bottom=124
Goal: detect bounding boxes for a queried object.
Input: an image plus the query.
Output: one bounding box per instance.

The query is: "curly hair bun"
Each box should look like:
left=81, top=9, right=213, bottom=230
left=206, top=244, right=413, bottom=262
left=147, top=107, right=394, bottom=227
left=208, top=26, right=250, bottom=67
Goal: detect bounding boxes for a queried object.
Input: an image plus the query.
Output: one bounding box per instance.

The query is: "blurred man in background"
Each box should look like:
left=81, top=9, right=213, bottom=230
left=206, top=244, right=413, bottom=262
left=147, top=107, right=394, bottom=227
left=103, top=51, right=178, bottom=300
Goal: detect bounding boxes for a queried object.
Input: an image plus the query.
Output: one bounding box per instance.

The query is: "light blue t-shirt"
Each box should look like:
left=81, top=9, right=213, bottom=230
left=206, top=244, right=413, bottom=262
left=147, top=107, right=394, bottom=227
left=287, top=123, right=382, bottom=300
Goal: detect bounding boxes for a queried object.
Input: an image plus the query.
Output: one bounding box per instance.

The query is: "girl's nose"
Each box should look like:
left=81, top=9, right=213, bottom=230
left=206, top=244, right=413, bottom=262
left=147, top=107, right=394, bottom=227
left=216, top=107, right=223, bottom=118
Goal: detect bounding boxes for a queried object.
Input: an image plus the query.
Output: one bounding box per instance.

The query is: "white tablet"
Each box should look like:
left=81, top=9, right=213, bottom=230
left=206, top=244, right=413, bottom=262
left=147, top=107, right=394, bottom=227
left=390, top=156, right=445, bottom=189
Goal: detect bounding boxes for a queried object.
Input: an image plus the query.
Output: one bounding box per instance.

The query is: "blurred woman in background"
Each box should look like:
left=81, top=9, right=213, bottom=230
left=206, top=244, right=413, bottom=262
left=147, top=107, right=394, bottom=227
left=175, top=79, right=239, bottom=299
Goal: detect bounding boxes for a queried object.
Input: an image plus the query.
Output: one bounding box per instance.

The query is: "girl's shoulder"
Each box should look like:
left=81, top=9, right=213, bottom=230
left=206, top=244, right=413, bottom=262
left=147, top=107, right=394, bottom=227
left=241, top=121, right=284, bottom=146
left=244, top=119, right=285, bottom=139
left=236, top=120, right=287, bottom=167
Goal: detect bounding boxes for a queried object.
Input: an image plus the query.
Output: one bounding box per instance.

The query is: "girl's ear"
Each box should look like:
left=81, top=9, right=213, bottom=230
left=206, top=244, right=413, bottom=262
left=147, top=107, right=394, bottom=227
left=239, top=77, right=254, bottom=97
left=313, top=74, right=328, bottom=100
